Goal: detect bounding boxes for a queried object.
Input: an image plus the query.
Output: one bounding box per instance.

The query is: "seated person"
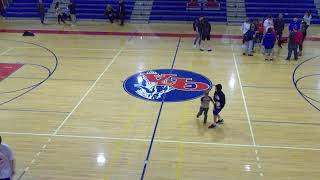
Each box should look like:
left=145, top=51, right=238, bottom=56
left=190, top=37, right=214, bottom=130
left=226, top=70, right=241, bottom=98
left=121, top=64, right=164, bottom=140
left=187, top=0, right=200, bottom=7
left=105, top=4, right=115, bottom=23
left=204, top=0, right=220, bottom=8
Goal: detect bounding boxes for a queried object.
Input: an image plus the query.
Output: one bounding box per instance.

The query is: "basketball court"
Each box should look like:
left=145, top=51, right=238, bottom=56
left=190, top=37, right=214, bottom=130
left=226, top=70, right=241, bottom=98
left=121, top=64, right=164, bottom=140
left=0, top=21, right=320, bottom=179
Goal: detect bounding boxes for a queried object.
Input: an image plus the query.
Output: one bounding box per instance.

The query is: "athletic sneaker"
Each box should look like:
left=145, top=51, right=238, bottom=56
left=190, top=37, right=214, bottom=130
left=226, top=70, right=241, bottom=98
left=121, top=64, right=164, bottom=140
left=193, top=44, right=197, bottom=48
left=216, top=119, right=224, bottom=124
left=208, top=124, right=216, bottom=128
left=200, top=48, right=205, bottom=51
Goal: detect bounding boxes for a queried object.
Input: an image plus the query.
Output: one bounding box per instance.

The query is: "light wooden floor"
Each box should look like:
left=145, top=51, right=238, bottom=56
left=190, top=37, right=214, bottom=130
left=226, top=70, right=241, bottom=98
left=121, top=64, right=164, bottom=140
left=0, top=21, right=320, bottom=180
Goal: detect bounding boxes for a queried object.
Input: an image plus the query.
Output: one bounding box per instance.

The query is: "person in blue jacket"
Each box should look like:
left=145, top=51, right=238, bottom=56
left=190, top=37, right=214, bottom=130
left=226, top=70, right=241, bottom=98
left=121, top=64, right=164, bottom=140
left=289, top=17, right=300, bottom=32
left=262, top=28, right=276, bottom=61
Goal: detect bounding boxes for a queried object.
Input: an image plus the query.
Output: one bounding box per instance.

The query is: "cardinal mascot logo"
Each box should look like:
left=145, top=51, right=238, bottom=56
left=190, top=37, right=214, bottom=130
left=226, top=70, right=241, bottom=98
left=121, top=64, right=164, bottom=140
left=123, top=69, right=212, bottom=102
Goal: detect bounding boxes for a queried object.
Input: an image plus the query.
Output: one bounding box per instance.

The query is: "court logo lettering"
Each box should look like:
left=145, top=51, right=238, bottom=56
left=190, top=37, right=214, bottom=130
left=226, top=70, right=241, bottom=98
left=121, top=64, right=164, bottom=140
left=123, top=69, right=212, bottom=102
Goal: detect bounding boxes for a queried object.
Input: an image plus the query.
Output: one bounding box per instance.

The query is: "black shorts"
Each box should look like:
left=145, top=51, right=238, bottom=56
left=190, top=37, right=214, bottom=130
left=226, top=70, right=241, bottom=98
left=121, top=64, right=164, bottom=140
left=213, top=107, right=223, bottom=115
left=201, top=35, right=210, bottom=41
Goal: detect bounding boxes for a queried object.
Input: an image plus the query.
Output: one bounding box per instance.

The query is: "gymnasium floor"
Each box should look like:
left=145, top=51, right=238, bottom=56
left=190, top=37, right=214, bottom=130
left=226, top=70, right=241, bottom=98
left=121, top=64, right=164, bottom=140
left=0, top=20, right=320, bottom=180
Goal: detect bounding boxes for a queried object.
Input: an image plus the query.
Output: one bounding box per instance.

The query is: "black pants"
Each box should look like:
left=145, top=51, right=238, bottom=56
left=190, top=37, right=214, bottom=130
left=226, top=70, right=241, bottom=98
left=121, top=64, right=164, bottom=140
left=287, top=46, right=298, bottom=60
left=40, top=13, right=45, bottom=24
left=256, top=33, right=263, bottom=43
left=0, top=178, right=11, bottom=180
left=58, top=15, right=65, bottom=24
left=119, top=14, right=124, bottom=25
left=197, top=107, right=209, bottom=122
left=108, top=15, right=114, bottom=23
left=276, top=31, right=283, bottom=46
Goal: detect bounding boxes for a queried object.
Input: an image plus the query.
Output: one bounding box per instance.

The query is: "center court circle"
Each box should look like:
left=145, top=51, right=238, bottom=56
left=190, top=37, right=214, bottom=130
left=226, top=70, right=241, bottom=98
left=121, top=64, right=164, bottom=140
left=123, top=69, right=213, bottom=102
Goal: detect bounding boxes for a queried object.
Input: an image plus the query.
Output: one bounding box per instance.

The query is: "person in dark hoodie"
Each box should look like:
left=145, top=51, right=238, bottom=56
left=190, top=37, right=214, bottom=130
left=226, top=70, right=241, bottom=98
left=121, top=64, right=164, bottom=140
left=193, top=16, right=203, bottom=48
left=262, top=28, right=276, bottom=61
left=199, top=17, right=212, bottom=51
left=37, top=0, right=45, bottom=24
left=273, top=13, right=285, bottom=48
left=208, top=84, right=225, bottom=129
left=118, top=0, right=125, bottom=26
left=286, top=26, right=298, bottom=61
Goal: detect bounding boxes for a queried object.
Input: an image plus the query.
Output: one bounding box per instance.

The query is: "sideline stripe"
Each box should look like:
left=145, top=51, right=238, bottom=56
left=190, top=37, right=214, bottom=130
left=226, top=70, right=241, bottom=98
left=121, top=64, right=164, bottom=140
left=1, top=28, right=320, bottom=41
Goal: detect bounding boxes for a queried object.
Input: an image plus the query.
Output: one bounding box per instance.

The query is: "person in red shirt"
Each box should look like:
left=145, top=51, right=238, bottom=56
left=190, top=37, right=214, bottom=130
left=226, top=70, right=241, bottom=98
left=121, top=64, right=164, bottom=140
left=256, top=19, right=264, bottom=44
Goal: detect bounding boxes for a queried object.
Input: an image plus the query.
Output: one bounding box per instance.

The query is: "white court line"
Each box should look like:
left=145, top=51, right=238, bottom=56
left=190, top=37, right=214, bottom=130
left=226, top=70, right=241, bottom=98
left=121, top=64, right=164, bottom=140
left=0, top=47, right=14, bottom=56
left=53, top=48, right=123, bottom=135
left=231, top=45, right=264, bottom=177
left=231, top=45, right=256, bottom=146
left=11, top=48, right=123, bottom=178
left=2, top=131, right=320, bottom=151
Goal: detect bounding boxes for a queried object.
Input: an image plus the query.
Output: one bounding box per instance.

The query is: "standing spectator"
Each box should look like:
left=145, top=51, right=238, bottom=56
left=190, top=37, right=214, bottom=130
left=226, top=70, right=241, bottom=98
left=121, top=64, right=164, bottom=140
left=295, top=25, right=304, bottom=56
left=193, top=16, right=203, bottom=48
left=263, top=15, right=274, bottom=32
left=55, top=2, right=65, bottom=24
left=255, top=19, right=264, bottom=44
left=241, top=18, right=251, bottom=35
left=303, top=10, right=312, bottom=29
left=262, top=28, right=276, bottom=61
left=199, top=17, right=212, bottom=51
left=68, top=1, right=76, bottom=26
left=118, top=0, right=125, bottom=26
left=0, top=136, right=15, bottom=180
left=242, top=25, right=255, bottom=56
left=286, top=27, right=298, bottom=61
left=37, top=0, right=45, bottom=24
left=289, top=17, right=300, bottom=32
left=274, top=13, right=285, bottom=48
left=105, top=4, right=115, bottom=23
left=298, top=21, right=308, bottom=56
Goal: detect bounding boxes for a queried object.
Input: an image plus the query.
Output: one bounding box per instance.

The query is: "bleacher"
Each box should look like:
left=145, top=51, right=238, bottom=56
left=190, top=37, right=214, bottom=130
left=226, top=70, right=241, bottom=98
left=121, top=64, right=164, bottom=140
left=5, top=0, right=52, bottom=18
left=245, top=0, right=320, bottom=24
left=74, top=0, right=134, bottom=20
left=150, top=0, right=227, bottom=22
left=5, top=0, right=134, bottom=20
left=3, top=0, right=320, bottom=24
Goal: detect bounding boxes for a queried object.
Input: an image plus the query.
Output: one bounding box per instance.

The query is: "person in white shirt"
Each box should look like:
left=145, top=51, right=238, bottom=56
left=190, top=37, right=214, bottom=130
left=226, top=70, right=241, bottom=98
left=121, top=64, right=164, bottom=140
left=263, top=15, right=274, bottom=32
left=0, top=136, right=15, bottom=180
left=241, top=18, right=251, bottom=34
left=303, top=10, right=312, bottom=29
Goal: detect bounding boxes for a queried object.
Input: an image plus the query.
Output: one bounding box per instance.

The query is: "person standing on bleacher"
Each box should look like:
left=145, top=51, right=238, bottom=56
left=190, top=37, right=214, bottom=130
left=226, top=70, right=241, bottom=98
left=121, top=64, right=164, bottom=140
left=118, top=0, right=125, bottom=26
left=37, top=0, right=45, bottom=24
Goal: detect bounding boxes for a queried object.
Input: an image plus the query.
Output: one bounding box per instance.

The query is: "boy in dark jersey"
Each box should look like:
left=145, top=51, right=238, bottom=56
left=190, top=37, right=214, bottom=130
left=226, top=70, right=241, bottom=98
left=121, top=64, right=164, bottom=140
left=196, top=90, right=214, bottom=124
left=209, top=84, right=225, bottom=128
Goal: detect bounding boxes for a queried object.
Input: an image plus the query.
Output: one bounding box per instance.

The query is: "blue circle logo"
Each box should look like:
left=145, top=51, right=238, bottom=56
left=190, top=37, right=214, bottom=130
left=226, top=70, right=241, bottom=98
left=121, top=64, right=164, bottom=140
left=123, top=69, right=212, bottom=102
